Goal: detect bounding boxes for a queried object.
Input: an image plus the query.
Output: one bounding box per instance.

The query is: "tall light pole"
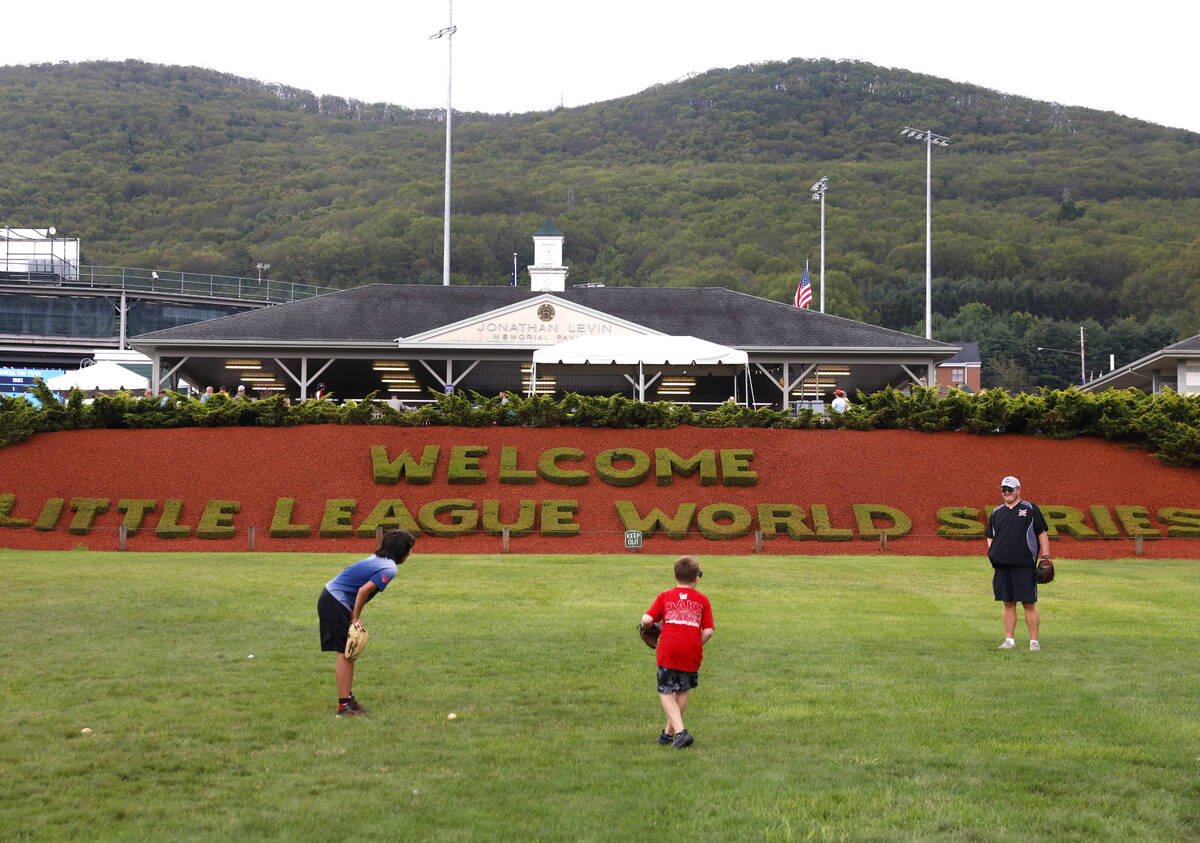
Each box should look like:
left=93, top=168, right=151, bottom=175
left=810, top=177, right=829, bottom=312
left=431, top=3, right=457, bottom=286
left=899, top=126, right=950, bottom=339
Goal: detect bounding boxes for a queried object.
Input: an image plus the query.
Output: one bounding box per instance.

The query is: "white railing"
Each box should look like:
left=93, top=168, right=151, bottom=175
left=0, top=265, right=334, bottom=304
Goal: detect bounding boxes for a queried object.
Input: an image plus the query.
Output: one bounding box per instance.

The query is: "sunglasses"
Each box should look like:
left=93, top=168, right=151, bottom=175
left=1000, top=486, right=1016, bottom=493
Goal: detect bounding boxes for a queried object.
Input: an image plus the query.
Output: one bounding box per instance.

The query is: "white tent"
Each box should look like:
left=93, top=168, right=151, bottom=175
left=46, top=361, right=149, bottom=392
left=531, top=335, right=749, bottom=401
left=533, top=334, right=748, bottom=367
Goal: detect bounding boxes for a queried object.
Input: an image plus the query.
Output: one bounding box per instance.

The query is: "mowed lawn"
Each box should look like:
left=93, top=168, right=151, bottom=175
left=1, top=549, right=1197, bottom=841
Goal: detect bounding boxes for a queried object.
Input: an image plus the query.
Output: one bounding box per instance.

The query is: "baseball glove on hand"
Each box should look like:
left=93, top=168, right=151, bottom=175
left=345, top=619, right=368, bottom=660
left=1036, top=555, right=1055, bottom=584
left=638, top=622, right=661, bottom=649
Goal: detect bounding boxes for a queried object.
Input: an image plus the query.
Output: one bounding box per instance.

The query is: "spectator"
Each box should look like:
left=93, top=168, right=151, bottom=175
left=986, top=476, right=1050, bottom=651
left=831, top=389, right=850, bottom=413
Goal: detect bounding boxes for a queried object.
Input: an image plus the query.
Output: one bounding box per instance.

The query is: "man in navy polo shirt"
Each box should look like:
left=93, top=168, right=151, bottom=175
left=986, top=475, right=1050, bottom=651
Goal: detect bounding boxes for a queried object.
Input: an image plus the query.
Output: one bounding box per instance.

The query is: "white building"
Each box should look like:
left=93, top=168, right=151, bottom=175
left=1, top=227, right=80, bottom=280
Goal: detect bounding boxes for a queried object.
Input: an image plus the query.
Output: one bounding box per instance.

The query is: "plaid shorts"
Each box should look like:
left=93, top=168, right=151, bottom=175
left=657, top=666, right=699, bottom=694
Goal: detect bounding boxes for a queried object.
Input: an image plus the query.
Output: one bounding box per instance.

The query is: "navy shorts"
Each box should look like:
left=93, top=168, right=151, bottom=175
left=318, top=588, right=353, bottom=652
left=993, top=565, right=1038, bottom=603
left=656, top=666, right=699, bottom=694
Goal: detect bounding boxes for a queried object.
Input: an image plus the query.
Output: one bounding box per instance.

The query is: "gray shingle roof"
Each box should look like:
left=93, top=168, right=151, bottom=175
left=133, top=284, right=955, bottom=351
left=940, top=342, right=981, bottom=365
left=1164, top=333, right=1200, bottom=352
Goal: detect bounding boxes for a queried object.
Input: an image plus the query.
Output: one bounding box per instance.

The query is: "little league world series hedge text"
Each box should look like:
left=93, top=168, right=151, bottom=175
left=1, top=426, right=1198, bottom=557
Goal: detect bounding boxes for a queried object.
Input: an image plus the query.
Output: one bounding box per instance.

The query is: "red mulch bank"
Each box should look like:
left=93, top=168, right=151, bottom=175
left=1, top=426, right=1198, bottom=558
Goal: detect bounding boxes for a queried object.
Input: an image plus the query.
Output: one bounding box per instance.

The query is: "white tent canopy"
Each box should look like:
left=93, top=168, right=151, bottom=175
left=46, top=361, right=149, bottom=392
left=532, top=334, right=748, bottom=367
left=530, top=334, right=750, bottom=401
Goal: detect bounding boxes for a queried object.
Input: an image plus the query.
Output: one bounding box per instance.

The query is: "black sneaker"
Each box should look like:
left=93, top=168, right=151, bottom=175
left=348, top=696, right=369, bottom=714
left=671, top=729, right=694, bottom=749
left=656, top=730, right=673, bottom=745
left=335, top=704, right=365, bottom=718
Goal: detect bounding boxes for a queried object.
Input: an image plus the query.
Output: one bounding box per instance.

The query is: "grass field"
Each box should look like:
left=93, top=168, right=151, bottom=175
left=2, top=549, right=1197, bottom=841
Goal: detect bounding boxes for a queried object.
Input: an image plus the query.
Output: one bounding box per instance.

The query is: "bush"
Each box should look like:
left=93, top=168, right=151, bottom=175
left=0, top=395, right=38, bottom=448
left=5, top=380, right=1200, bottom=467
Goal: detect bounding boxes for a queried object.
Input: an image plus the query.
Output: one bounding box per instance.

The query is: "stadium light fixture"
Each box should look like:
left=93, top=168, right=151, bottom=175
left=899, top=126, right=951, bottom=339
left=810, top=177, right=829, bottom=312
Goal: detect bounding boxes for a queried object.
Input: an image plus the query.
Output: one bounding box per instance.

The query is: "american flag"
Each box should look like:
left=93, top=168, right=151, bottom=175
left=793, top=264, right=813, bottom=309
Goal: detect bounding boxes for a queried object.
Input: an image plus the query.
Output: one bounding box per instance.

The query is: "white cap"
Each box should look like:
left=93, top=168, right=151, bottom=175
left=1001, top=475, right=1020, bottom=489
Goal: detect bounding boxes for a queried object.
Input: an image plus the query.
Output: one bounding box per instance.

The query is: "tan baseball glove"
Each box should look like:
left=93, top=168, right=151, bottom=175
left=345, top=619, right=368, bottom=660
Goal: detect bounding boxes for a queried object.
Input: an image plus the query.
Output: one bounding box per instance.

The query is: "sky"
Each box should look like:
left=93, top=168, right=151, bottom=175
left=7, top=0, right=1200, bottom=134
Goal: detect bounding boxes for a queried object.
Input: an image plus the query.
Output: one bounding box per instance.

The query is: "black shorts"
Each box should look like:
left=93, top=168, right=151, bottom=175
left=993, top=565, right=1038, bottom=603
left=656, top=666, right=699, bottom=694
left=318, top=588, right=353, bottom=652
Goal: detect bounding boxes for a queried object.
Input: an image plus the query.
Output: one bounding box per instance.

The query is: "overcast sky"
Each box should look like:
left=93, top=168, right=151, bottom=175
left=7, top=1, right=1199, bottom=133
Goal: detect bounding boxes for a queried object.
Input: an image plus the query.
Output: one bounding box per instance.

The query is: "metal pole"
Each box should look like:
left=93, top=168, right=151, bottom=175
left=118, top=290, right=127, bottom=350
left=441, top=2, right=454, bottom=286
left=809, top=177, right=829, bottom=313
left=819, top=190, right=826, bottom=313
left=1080, top=324, right=1086, bottom=385
left=925, top=131, right=932, bottom=340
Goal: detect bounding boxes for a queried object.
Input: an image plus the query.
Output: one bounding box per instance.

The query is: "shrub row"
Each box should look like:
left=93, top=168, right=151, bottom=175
left=4, top=380, right=1200, bottom=467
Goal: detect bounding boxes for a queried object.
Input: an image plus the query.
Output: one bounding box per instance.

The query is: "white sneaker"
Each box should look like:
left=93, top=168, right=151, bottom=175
left=1030, top=641, right=1041, bottom=651
left=998, top=639, right=1016, bottom=649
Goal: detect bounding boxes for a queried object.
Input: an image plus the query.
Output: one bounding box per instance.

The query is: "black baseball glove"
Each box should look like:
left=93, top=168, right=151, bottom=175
left=1036, top=555, right=1055, bottom=584
left=638, top=622, right=661, bottom=649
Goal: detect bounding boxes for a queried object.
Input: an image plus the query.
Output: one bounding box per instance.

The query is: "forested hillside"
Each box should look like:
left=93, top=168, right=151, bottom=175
left=2, top=59, right=1198, bottom=388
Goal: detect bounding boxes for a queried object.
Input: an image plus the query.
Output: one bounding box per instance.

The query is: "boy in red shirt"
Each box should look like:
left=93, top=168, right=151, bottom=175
left=640, top=556, right=714, bottom=749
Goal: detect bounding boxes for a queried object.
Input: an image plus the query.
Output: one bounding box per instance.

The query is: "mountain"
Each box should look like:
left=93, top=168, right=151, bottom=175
left=1, top=58, right=1197, bottom=388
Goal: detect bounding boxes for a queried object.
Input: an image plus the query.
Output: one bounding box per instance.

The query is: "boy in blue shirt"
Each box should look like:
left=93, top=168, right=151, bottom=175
left=318, top=529, right=415, bottom=716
